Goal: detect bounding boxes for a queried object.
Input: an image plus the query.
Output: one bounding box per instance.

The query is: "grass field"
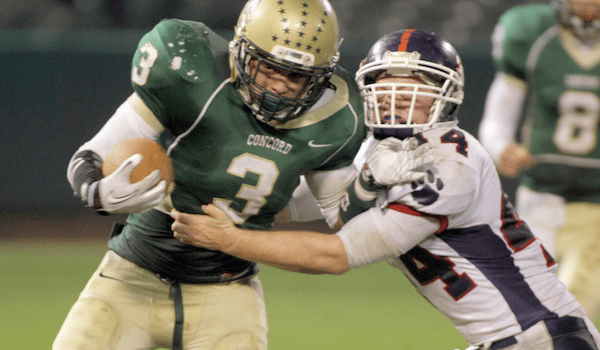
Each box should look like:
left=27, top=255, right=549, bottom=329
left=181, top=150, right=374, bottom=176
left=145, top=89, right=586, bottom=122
left=1, top=238, right=468, bottom=350
left=4, top=218, right=598, bottom=350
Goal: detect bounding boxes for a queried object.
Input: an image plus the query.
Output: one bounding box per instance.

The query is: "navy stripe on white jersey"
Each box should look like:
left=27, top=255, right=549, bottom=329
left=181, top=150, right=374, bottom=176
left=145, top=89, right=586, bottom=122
left=338, top=127, right=581, bottom=345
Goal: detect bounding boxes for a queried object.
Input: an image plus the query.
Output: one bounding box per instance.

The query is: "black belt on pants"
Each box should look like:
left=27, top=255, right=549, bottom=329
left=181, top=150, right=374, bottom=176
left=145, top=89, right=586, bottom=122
left=487, top=316, right=591, bottom=350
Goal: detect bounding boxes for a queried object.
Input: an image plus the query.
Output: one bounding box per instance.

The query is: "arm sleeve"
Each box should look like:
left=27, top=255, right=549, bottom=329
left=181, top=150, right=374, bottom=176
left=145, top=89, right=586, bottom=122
left=336, top=206, right=441, bottom=269
left=287, top=176, right=325, bottom=222
left=478, top=73, right=528, bottom=164
left=303, top=164, right=359, bottom=228
left=288, top=137, right=376, bottom=223
left=66, top=97, right=162, bottom=197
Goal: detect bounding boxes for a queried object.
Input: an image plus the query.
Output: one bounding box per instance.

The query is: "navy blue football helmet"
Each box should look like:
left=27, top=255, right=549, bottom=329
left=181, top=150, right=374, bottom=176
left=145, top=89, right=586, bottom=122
left=355, top=29, right=464, bottom=139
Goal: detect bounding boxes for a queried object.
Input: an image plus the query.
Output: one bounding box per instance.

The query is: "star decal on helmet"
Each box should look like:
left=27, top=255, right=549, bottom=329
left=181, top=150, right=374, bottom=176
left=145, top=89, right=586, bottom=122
left=271, top=0, right=332, bottom=53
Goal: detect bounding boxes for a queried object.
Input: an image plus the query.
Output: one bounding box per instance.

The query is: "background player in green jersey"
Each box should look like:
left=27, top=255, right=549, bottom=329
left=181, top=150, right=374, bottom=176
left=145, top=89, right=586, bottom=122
left=54, top=0, right=367, bottom=349
left=478, top=0, right=600, bottom=323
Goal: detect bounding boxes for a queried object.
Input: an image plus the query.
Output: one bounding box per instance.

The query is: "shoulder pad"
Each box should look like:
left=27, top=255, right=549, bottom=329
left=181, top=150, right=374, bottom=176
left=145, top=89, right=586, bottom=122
left=133, top=19, right=228, bottom=86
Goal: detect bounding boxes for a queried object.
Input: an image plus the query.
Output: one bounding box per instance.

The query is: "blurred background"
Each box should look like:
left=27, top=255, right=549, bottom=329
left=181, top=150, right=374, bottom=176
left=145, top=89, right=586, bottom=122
left=0, top=1, right=544, bottom=349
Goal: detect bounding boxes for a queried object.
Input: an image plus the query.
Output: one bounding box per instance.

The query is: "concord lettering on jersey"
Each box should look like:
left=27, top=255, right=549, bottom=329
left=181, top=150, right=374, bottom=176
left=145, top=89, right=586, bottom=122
left=247, top=134, right=292, bottom=154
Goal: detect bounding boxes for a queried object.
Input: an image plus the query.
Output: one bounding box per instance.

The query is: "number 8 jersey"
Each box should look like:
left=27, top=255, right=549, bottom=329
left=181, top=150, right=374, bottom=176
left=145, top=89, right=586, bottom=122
left=493, top=4, right=600, bottom=201
left=337, top=127, right=583, bottom=345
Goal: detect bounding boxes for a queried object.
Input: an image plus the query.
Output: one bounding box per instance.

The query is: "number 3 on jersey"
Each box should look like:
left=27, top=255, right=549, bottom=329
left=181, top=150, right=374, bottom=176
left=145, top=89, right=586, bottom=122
left=132, top=43, right=158, bottom=86
left=213, top=153, right=279, bottom=224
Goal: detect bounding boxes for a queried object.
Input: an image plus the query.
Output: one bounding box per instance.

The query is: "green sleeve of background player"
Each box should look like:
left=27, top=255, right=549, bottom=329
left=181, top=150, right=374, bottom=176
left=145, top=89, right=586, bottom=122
left=492, top=5, right=556, bottom=80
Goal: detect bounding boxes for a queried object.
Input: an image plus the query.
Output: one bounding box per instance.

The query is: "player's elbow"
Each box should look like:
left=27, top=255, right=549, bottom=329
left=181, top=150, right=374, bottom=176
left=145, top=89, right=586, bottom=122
left=318, top=252, right=350, bottom=275
left=325, top=261, right=349, bottom=275
left=300, top=234, right=350, bottom=275
left=301, top=259, right=348, bottom=275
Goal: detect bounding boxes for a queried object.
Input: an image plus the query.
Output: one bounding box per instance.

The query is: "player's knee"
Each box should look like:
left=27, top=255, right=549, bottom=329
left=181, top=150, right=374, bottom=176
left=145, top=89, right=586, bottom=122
left=53, top=298, right=118, bottom=350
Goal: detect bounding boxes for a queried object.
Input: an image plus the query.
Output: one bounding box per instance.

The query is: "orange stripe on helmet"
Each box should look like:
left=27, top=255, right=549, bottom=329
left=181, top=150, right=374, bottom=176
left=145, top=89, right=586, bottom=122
left=398, top=29, right=416, bottom=52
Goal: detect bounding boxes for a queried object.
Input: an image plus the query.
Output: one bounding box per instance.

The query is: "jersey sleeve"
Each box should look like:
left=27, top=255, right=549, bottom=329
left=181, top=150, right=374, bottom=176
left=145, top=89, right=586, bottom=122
left=388, top=135, right=479, bottom=216
left=491, top=5, right=555, bottom=80
left=337, top=205, right=442, bottom=269
left=312, top=66, right=367, bottom=171
left=130, top=19, right=229, bottom=130
left=304, top=164, right=359, bottom=227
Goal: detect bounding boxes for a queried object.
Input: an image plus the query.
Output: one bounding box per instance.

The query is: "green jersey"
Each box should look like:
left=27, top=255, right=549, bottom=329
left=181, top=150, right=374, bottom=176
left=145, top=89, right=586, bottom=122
left=108, top=19, right=366, bottom=283
left=494, top=5, right=600, bottom=202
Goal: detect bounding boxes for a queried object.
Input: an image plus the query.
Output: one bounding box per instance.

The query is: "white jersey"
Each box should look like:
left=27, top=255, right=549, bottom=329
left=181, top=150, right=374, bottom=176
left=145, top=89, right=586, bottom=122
left=337, top=127, right=582, bottom=346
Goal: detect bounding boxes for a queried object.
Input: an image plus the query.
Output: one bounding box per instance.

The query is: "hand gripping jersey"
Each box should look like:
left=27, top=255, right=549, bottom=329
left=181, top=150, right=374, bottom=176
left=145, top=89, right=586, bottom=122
left=109, top=19, right=366, bottom=284
left=494, top=5, right=600, bottom=202
left=337, top=127, right=581, bottom=345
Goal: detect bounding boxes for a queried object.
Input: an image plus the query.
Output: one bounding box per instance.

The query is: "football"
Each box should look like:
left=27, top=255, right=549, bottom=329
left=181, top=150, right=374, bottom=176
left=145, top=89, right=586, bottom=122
left=102, top=138, right=175, bottom=193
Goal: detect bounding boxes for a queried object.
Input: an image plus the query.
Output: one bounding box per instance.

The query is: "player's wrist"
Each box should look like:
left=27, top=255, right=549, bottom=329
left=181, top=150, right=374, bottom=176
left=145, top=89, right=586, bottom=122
left=359, top=166, right=380, bottom=195
left=68, top=150, right=108, bottom=214
left=220, top=226, right=241, bottom=253
left=339, top=177, right=377, bottom=223
left=87, top=180, right=110, bottom=215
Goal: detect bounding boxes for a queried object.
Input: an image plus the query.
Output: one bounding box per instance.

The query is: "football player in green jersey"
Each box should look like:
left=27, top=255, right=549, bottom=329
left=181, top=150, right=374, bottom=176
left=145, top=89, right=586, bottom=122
left=478, top=0, right=600, bottom=324
left=54, top=0, right=367, bottom=349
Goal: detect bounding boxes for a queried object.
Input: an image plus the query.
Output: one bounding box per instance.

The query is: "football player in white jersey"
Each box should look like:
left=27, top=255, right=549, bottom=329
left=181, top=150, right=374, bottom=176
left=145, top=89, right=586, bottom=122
left=170, top=30, right=600, bottom=350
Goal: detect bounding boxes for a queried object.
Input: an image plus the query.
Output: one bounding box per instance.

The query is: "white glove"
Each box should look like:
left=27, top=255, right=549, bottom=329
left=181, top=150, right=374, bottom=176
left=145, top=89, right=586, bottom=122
left=90, top=154, right=167, bottom=214
left=365, top=137, right=434, bottom=186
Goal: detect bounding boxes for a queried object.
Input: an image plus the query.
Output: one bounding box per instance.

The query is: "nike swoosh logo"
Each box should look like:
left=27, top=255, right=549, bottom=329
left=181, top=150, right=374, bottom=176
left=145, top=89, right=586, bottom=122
left=308, top=140, right=333, bottom=148
left=105, top=190, right=137, bottom=204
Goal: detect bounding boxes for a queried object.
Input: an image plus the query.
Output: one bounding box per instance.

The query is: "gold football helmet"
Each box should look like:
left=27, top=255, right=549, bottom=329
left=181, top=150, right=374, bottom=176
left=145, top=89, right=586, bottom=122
left=229, top=0, right=340, bottom=125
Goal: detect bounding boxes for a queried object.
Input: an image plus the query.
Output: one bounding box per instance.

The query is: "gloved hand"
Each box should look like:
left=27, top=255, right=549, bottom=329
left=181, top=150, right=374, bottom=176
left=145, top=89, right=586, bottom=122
left=339, top=137, right=435, bottom=222
left=364, top=136, right=434, bottom=187
left=89, top=154, right=167, bottom=214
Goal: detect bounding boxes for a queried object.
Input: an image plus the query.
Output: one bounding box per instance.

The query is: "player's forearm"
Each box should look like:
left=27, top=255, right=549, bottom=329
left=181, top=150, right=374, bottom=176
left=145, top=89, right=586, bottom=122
left=478, top=73, right=527, bottom=164
left=222, top=227, right=350, bottom=275
left=171, top=206, right=350, bottom=274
